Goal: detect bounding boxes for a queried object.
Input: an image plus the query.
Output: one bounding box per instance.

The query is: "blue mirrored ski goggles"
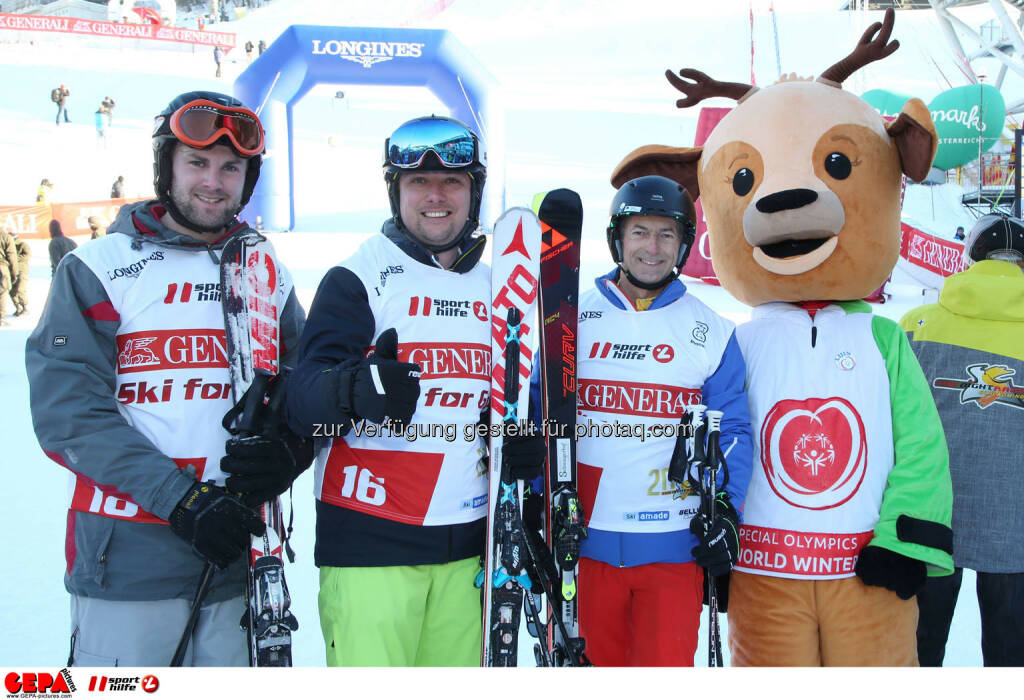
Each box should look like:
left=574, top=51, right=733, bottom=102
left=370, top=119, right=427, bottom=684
left=384, top=118, right=485, bottom=169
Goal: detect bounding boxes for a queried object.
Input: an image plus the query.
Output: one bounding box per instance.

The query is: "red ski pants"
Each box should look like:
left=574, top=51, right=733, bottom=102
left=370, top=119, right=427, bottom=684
left=578, top=557, right=703, bottom=666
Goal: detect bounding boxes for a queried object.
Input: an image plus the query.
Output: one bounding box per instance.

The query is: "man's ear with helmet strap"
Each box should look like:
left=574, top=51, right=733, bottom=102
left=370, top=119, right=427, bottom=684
left=610, top=145, right=703, bottom=199
left=885, top=97, right=938, bottom=183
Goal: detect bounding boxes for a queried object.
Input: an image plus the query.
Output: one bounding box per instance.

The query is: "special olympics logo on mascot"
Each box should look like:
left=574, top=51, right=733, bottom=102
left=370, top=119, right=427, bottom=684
left=760, top=397, right=867, bottom=510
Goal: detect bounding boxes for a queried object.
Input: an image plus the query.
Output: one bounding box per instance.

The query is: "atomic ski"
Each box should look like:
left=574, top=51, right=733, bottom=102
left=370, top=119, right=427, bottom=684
left=480, top=208, right=542, bottom=666
left=220, top=231, right=299, bottom=667
left=533, top=189, right=589, bottom=667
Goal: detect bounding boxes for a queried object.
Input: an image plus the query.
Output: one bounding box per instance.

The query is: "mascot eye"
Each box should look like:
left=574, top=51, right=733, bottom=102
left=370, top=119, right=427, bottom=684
left=825, top=152, right=852, bottom=180
left=732, top=168, right=755, bottom=196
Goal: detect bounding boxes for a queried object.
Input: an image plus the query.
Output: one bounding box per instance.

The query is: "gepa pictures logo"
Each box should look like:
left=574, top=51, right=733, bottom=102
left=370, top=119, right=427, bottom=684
left=4, top=669, right=75, bottom=696
left=311, top=39, right=425, bottom=68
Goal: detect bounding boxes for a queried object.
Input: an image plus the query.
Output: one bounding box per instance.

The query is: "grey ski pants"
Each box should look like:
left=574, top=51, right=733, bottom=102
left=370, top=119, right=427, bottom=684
left=69, top=594, right=248, bottom=666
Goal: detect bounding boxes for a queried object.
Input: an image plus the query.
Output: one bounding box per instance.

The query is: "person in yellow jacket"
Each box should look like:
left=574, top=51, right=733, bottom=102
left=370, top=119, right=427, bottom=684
left=900, top=213, right=1024, bottom=667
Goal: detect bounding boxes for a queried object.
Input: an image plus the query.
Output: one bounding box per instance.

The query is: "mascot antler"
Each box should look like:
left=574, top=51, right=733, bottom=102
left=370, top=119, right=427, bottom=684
left=665, top=68, right=756, bottom=108
left=819, top=7, right=899, bottom=86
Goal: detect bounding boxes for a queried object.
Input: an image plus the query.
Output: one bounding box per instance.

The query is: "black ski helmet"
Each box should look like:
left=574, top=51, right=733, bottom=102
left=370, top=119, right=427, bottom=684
left=152, top=91, right=264, bottom=229
left=383, top=115, right=487, bottom=254
left=963, top=214, right=1024, bottom=265
left=606, top=175, right=697, bottom=290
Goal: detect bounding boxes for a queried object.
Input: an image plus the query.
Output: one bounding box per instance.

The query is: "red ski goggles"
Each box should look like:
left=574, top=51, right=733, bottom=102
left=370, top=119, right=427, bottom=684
left=168, top=99, right=265, bottom=157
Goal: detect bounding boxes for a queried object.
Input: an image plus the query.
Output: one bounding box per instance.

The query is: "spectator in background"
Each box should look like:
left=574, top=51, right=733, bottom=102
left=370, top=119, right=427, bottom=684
left=102, top=96, right=115, bottom=126
left=9, top=229, right=30, bottom=317
left=95, top=107, right=107, bottom=145
left=111, top=175, right=125, bottom=199
left=52, top=85, right=70, bottom=125
left=214, top=46, right=223, bottom=78
left=258, top=39, right=266, bottom=55
left=87, top=216, right=107, bottom=240
left=245, top=40, right=254, bottom=61
left=48, top=220, right=76, bottom=277
left=0, top=226, right=17, bottom=325
left=901, top=214, right=1024, bottom=666
left=37, top=179, right=53, bottom=204
left=954, top=226, right=965, bottom=242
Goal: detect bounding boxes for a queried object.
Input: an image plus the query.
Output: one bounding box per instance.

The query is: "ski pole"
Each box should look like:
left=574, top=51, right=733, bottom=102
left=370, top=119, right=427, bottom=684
left=170, top=562, right=215, bottom=666
left=703, top=409, right=724, bottom=668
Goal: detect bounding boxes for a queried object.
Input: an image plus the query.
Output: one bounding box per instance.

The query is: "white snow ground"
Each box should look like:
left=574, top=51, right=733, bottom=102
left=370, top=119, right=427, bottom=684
left=0, top=0, right=1004, bottom=668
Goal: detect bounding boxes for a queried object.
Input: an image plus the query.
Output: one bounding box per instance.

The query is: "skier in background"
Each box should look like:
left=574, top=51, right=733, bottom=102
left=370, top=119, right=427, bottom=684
left=557, top=175, right=752, bottom=665
left=111, top=175, right=125, bottom=199
left=0, top=225, right=17, bottom=325
left=47, top=219, right=76, bottom=276
left=26, top=91, right=311, bottom=667
left=286, top=115, right=544, bottom=667
left=901, top=214, right=1024, bottom=667
left=9, top=228, right=31, bottom=317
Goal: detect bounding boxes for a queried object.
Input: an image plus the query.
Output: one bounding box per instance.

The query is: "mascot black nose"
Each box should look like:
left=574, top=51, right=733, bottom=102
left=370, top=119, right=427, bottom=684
left=756, top=189, right=818, bottom=213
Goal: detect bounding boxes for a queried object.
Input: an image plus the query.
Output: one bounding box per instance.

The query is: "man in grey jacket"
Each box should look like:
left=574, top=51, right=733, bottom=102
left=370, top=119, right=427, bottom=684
left=26, top=91, right=311, bottom=666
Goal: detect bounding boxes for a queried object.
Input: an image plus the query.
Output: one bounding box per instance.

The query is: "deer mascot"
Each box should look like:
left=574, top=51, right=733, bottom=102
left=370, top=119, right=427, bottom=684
left=612, top=10, right=954, bottom=665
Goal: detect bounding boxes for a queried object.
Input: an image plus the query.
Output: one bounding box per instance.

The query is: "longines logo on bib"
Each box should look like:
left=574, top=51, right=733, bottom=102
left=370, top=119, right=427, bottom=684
left=311, top=39, right=426, bottom=68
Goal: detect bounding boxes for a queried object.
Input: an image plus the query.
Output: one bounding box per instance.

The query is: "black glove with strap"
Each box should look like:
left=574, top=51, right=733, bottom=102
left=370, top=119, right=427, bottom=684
left=347, top=328, right=421, bottom=425
left=855, top=545, right=927, bottom=600
left=222, top=431, right=313, bottom=507
left=503, top=429, right=546, bottom=482
left=169, top=482, right=265, bottom=569
left=690, top=495, right=740, bottom=577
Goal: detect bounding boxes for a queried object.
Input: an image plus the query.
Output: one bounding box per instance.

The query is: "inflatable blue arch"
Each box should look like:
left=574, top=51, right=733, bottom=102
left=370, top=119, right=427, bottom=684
left=234, top=25, right=503, bottom=231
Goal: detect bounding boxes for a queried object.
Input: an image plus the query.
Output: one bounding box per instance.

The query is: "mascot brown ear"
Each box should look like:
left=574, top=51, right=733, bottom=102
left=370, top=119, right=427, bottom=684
left=885, top=97, right=938, bottom=183
left=610, top=145, right=703, bottom=198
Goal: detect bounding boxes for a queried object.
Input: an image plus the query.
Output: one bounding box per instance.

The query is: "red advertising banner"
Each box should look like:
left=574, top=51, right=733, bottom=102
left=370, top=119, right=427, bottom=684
left=683, top=107, right=731, bottom=283
left=0, top=204, right=51, bottom=238
left=0, top=198, right=147, bottom=238
left=0, top=13, right=236, bottom=48
left=898, top=220, right=967, bottom=289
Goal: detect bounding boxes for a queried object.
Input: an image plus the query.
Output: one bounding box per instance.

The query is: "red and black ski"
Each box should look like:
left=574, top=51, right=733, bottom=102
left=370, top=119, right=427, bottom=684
left=533, top=189, right=588, bottom=666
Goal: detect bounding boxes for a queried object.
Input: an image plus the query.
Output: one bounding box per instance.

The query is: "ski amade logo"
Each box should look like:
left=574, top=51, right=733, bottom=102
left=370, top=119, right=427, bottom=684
left=933, top=363, right=1024, bottom=411
left=760, top=397, right=867, bottom=510
left=4, top=670, right=75, bottom=697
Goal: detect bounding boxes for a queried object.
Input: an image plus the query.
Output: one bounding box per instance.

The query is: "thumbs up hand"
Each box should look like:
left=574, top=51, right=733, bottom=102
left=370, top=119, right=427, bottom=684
left=349, top=328, right=422, bottom=425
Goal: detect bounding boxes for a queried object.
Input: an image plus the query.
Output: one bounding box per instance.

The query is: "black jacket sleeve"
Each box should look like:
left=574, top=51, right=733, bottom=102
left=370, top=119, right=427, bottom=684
left=286, top=265, right=376, bottom=436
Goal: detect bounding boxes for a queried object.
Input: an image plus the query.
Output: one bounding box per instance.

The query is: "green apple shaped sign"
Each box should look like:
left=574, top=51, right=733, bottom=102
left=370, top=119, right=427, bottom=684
left=862, top=84, right=1006, bottom=171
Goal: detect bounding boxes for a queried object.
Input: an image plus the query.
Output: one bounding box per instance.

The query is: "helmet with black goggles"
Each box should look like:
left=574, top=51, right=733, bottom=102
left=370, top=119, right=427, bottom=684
left=607, top=175, right=696, bottom=290
left=152, top=91, right=265, bottom=229
left=383, top=115, right=487, bottom=254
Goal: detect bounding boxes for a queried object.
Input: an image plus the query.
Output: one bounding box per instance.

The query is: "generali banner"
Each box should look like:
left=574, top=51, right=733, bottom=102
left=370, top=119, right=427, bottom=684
left=0, top=198, right=147, bottom=238
left=0, top=13, right=236, bottom=49
left=897, top=218, right=967, bottom=289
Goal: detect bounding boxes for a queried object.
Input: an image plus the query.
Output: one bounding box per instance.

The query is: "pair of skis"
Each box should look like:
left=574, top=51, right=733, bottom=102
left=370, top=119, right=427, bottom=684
left=171, top=231, right=297, bottom=667
left=481, top=190, right=588, bottom=667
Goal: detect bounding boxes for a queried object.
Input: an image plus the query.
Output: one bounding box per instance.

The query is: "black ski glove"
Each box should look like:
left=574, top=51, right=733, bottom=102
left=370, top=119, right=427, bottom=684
left=347, top=328, right=421, bottom=425
left=690, top=495, right=740, bottom=577
left=169, top=482, right=265, bottom=569
left=854, top=545, right=927, bottom=600
left=222, top=430, right=314, bottom=507
left=503, top=430, right=546, bottom=482
left=522, top=484, right=545, bottom=534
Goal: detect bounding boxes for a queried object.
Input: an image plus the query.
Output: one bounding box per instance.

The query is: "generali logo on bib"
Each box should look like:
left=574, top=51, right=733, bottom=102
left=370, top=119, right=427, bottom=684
left=760, top=397, right=867, bottom=510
